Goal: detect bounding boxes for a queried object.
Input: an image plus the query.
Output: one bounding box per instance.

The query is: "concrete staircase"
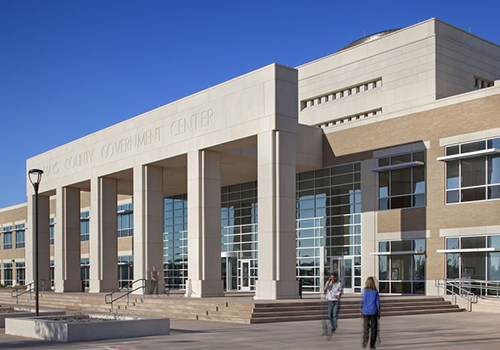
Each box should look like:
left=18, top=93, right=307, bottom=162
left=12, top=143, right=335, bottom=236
left=0, top=291, right=464, bottom=324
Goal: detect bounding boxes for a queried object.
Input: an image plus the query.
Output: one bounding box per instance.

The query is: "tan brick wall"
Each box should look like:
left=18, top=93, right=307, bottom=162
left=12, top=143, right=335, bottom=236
left=323, top=94, right=500, bottom=281
left=377, top=208, right=426, bottom=233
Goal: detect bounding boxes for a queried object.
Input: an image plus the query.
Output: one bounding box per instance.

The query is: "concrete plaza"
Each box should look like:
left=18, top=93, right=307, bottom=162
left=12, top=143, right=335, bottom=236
left=1, top=312, right=499, bottom=349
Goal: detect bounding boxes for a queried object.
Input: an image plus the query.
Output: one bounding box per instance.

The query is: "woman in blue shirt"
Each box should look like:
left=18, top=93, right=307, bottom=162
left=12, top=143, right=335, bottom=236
left=360, top=276, right=380, bottom=348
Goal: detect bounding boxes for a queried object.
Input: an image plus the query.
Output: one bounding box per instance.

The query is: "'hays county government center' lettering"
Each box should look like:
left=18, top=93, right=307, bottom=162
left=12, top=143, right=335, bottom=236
left=101, top=127, right=162, bottom=158
left=41, top=127, right=162, bottom=177
left=170, top=109, right=214, bottom=136
left=41, top=108, right=214, bottom=178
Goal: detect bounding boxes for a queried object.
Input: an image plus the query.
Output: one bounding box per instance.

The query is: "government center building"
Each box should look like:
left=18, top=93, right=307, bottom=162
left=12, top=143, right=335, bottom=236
left=1, top=18, right=499, bottom=299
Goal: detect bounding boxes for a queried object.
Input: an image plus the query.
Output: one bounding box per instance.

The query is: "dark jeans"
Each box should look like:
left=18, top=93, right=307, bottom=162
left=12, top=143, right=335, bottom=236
left=363, top=314, right=378, bottom=347
left=327, top=300, right=340, bottom=330
left=150, top=280, right=158, bottom=295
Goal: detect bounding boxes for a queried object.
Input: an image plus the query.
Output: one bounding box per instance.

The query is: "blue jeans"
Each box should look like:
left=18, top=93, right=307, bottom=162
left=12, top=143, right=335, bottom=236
left=328, top=300, right=340, bottom=330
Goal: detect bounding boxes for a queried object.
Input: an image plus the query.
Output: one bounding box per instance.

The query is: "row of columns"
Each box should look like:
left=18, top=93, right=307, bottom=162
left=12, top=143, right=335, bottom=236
left=26, top=130, right=299, bottom=299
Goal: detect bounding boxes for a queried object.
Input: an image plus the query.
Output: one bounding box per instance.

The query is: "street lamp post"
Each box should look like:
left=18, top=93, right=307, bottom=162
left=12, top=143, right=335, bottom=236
left=28, top=168, right=43, bottom=317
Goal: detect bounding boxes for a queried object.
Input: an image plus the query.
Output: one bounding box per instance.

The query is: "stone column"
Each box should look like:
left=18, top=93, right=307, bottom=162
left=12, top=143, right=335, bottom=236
left=133, top=165, right=164, bottom=294
left=89, top=177, right=118, bottom=292
left=54, top=187, right=82, bottom=292
left=26, top=193, right=50, bottom=289
left=187, top=150, right=223, bottom=297
left=255, top=130, right=299, bottom=300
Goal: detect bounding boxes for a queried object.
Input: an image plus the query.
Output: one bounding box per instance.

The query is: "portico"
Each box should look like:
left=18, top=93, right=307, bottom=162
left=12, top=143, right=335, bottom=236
left=25, top=64, right=322, bottom=300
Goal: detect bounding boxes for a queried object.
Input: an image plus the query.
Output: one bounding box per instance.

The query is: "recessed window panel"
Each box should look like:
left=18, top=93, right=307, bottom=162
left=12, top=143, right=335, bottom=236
left=488, top=235, right=500, bottom=248
left=390, top=195, right=411, bottom=209
left=298, top=180, right=315, bottom=191
left=379, top=241, right=389, bottom=252
left=379, top=282, right=389, bottom=293
left=413, top=151, right=425, bottom=162
left=461, top=236, right=486, bottom=249
left=488, top=155, right=500, bottom=184
left=379, top=172, right=389, bottom=197
left=414, top=239, right=426, bottom=252
left=332, top=174, right=354, bottom=186
left=315, top=178, right=330, bottom=188
left=487, top=137, right=500, bottom=149
left=488, top=252, right=500, bottom=280
left=315, top=168, right=330, bottom=178
left=391, top=153, right=412, bottom=165
left=329, top=184, right=352, bottom=197
left=379, top=157, right=390, bottom=167
left=488, top=185, right=500, bottom=199
left=379, top=198, right=389, bottom=210
left=446, top=237, right=459, bottom=249
left=461, top=157, right=486, bottom=187
left=391, top=168, right=412, bottom=196
left=446, top=161, right=460, bottom=189
left=447, top=190, right=460, bottom=203
left=445, top=145, right=459, bottom=156
left=298, top=171, right=314, bottom=181
left=392, top=240, right=412, bottom=252
left=413, top=167, right=425, bottom=194
left=461, top=140, right=486, bottom=154
left=413, top=194, right=425, bottom=207
left=461, top=187, right=486, bottom=202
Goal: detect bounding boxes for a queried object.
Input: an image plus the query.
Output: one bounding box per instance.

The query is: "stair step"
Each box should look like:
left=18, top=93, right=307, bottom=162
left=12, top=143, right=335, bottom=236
left=0, top=292, right=465, bottom=324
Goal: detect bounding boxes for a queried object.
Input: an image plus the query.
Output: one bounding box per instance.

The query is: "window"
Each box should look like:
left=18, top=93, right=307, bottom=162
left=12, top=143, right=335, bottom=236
left=164, top=194, right=188, bottom=290
left=80, top=211, right=90, bottom=242
left=50, top=260, right=55, bottom=288
left=296, top=163, right=363, bottom=293
left=50, top=218, right=55, bottom=245
left=474, top=77, right=493, bottom=90
left=444, top=137, right=500, bottom=204
left=377, top=151, right=425, bottom=210
left=15, top=224, right=25, bottom=248
left=118, top=255, right=133, bottom=288
left=3, top=226, right=13, bottom=250
left=81, top=258, right=90, bottom=288
left=16, top=262, right=25, bottom=285
left=117, top=203, right=133, bottom=237
left=3, top=263, right=13, bottom=286
left=445, top=235, right=500, bottom=290
left=378, top=239, right=426, bottom=294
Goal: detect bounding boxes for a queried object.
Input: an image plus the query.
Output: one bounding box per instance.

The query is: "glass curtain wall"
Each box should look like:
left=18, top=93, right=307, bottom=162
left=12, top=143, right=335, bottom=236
left=296, top=163, right=362, bottom=293
left=446, top=235, right=500, bottom=289
left=117, top=255, right=133, bottom=287
left=378, top=239, right=426, bottom=294
left=15, top=262, right=25, bottom=286
left=163, top=194, right=188, bottom=290
left=445, top=137, right=500, bottom=203
left=221, top=181, right=258, bottom=291
left=3, top=263, right=12, bottom=286
left=81, top=258, right=90, bottom=288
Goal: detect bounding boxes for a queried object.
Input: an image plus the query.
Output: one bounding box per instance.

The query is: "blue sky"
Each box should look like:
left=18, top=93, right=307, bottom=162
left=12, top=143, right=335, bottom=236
left=1, top=0, right=500, bottom=208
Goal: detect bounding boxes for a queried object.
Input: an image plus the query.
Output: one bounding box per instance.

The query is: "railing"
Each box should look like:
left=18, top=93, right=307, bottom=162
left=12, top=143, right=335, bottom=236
left=436, top=278, right=481, bottom=312
left=459, top=278, right=500, bottom=298
left=105, top=278, right=146, bottom=313
left=11, top=281, right=34, bottom=305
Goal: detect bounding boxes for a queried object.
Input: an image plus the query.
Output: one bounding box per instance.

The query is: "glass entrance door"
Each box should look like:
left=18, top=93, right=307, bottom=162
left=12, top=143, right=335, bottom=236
left=240, top=259, right=252, bottom=291
left=221, top=252, right=238, bottom=291
left=331, top=256, right=353, bottom=294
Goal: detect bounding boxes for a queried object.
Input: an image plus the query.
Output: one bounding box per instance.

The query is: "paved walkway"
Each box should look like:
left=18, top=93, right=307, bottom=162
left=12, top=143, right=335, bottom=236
left=1, top=312, right=499, bottom=349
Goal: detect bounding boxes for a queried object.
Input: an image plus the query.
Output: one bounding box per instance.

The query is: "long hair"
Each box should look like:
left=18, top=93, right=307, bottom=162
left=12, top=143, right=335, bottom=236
left=364, top=276, right=377, bottom=290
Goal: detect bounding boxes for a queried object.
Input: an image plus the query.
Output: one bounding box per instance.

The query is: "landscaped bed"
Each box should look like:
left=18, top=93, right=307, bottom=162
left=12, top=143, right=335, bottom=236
left=0, top=307, right=65, bottom=327
left=5, top=313, right=170, bottom=342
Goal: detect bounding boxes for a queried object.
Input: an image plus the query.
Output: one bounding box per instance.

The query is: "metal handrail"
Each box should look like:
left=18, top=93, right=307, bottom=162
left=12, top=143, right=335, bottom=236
left=458, top=278, right=500, bottom=298
left=436, top=278, right=478, bottom=311
left=104, top=278, right=146, bottom=313
left=11, top=281, right=34, bottom=305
